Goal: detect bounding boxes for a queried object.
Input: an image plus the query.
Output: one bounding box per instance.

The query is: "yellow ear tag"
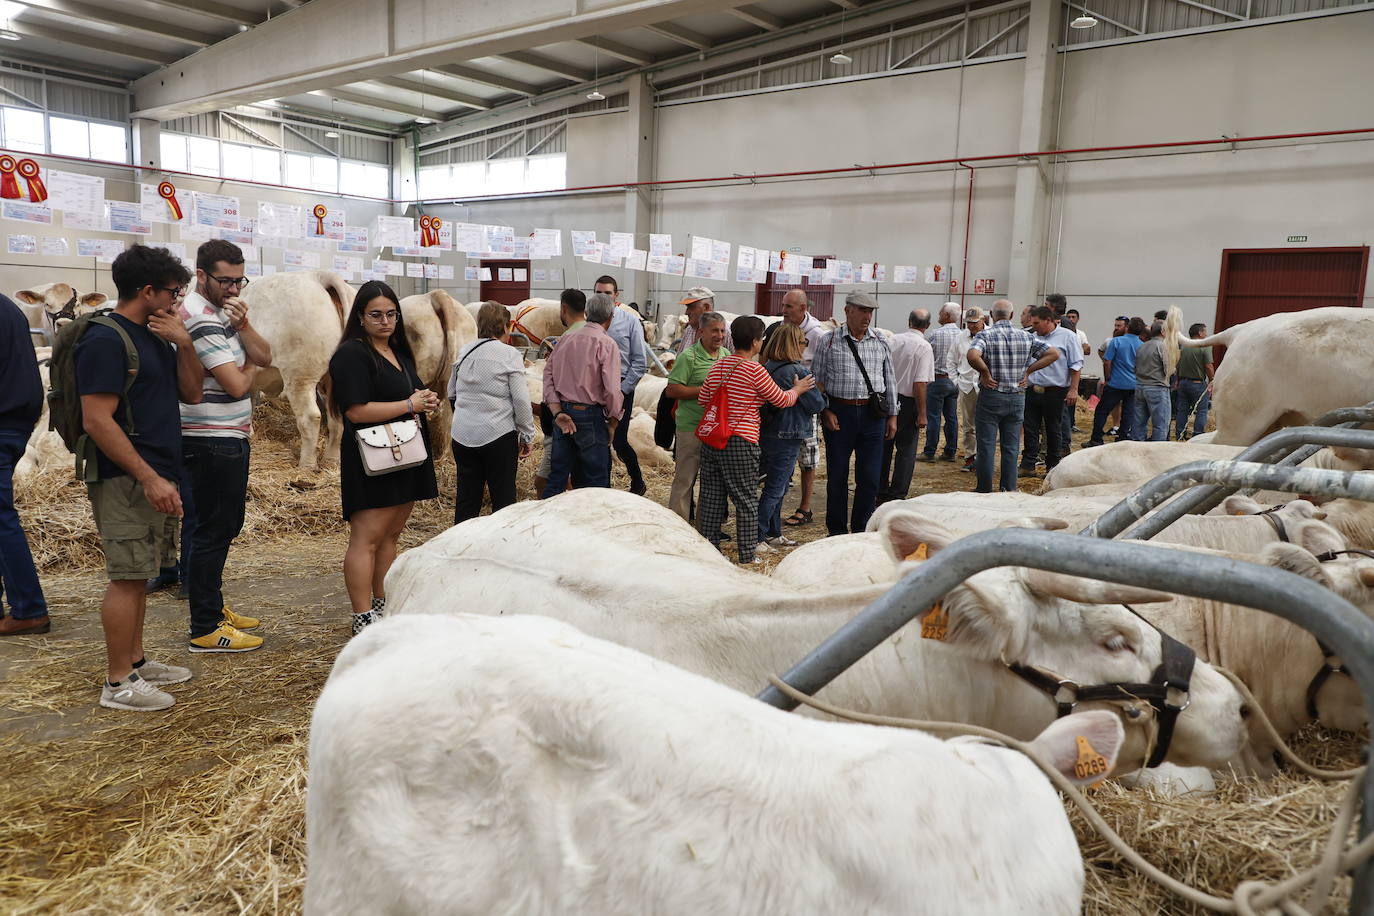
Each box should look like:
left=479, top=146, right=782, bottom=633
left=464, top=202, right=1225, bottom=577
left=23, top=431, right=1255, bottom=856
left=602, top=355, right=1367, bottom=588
left=904, top=542, right=929, bottom=562
left=920, top=601, right=948, bottom=640
left=1073, top=735, right=1110, bottom=781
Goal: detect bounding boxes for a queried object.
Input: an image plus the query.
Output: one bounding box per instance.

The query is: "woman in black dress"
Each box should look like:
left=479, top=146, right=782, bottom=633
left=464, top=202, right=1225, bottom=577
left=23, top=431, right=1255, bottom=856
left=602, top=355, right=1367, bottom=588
left=328, top=281, right=440, bottom=635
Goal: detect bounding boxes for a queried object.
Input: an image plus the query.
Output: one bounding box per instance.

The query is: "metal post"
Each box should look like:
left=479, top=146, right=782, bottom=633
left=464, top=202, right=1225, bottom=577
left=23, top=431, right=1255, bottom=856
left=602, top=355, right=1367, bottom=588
left=752, top=528, right=1374, bottom=911
left=1086, top=424, right=1374, bottom=541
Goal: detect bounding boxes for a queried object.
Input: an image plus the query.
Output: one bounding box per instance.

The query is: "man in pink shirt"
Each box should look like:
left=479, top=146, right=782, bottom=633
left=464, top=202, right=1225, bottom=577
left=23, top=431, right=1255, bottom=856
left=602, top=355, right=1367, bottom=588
left=542, top=290, right=623, bottom=497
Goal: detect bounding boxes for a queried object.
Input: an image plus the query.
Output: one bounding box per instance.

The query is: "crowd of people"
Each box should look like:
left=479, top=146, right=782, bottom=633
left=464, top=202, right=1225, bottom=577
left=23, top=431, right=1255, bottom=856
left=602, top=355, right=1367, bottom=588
left=0, top=240, right=1215, bottom=712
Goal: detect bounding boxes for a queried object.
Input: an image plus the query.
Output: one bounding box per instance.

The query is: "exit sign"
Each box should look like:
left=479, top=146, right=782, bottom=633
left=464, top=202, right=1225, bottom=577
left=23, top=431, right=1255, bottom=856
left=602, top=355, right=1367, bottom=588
left=1287, top=235, right=1308, bottom=243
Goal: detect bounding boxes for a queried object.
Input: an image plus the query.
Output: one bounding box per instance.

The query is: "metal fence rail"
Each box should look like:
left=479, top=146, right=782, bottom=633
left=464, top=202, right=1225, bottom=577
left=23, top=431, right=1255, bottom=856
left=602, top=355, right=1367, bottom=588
left=1107, top=405, right=1374, bottom=541
left=754, top=527, right=1374, bottom=910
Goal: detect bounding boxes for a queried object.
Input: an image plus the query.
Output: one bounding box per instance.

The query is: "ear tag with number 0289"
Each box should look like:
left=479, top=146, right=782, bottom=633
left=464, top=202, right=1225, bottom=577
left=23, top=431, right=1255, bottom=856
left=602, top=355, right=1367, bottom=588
left=920, top=601, right=947, bottom=640
left=1073, top=735, right=1110, bottom=780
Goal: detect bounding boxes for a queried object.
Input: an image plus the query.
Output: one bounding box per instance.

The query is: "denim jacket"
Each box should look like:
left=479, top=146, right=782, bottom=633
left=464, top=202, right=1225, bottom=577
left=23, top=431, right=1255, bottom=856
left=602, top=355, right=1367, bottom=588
left=761, top=359, right=827, bottom=439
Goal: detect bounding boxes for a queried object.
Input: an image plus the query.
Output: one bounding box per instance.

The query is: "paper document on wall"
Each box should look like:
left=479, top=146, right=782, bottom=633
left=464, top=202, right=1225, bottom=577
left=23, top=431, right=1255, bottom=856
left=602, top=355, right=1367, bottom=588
left=259, top=202, right=301, bottom=238
left=452, top=223, right=482, bottom=254
left=580, top=241, right=605, bottom=263
left=245, top=262, right=262, bottom=277
left=599, top=246, right=622, bottom=267
left=530, top=227, right=561, bottom=259
left=339, top=226, right=370, bottom=252
left=195, top=192, right=240, bottom=230
left=685, top=258, right=725, bottom=281
left=41, top=236, right=69, bottom=256
left=296, top=236, right=331, bottom=252
left=63, top=208, right=108, bottom=231
left=438, top=264, right=455, bottom=280
left=77, top=238, right=124, bottom=262
left=710, top=239, right=731, bottom=265
left=423, top=263, right=439, bottom=279
left=624, top=249, right=647, bottom=272
left=737, top=246, right=757, bottom=270
left=107, top=201, right=151, bottom=235
left=161, top=242, right=185, bottom=263
left=7, top=234, right=35, bottom=254
left=3, top=200, right=52, bottom=223
left=373, top=215, right=414, bottom=248
left=806, top=268, right=827, bottom=285
left=512, top=236, right=530, bottom=259
left=220, top=230, right=254, bottom=248
left=465, top=266, right=481, bottom=281
left=649, top=233, right=672, bottom=257
left=403, top=263, right=422, bottom=278
left=735, top=265, right=766, bottom=283
left=533, top=268, right=562, bottom=284
left=608, top=231, right=634, bottom=259
left=660, top=255, right=685, bottom=276
left=689, top=236, right=713, bottom=261
left=571, top=230, right=598, bottom=257
left=48, top=170, right=104, bottom=216
left=513, top=268, right=527, bottom=281
left=284, top=250, right=321, bottom=269
left=481, top=268, right=492, bottom=281
left=498, top=268, right=513, bottom=281
left=375, top=259, right=403, bottom=277
left=890, top=266, right=919, bottom=284
left=485, top=224, right=515, bottom=255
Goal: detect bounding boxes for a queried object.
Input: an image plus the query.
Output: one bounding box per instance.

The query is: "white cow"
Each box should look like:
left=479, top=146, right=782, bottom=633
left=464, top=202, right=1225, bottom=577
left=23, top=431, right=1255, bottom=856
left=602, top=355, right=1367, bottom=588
left=1042, top=439, right=1374, bottom=492
left=15, top=347, right=66, bottom=481
left=306, top=613, right=1124, bottom=916
left=241, top=270, right=354, bottom=469
left=14, top=283, right=108, bottom=343
left=632, top=373, right=667, bottom=416
left=385, top=490, right=1247, bottom=771
left=626, top=407, right=672, bottom=466
left=1181, top=307, right=1374, bottom=445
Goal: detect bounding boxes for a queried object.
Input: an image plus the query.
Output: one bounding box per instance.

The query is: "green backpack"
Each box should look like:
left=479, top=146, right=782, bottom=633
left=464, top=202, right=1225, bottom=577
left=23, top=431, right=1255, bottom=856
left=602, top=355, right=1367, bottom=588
left=47, top=311, right=140, bottom=483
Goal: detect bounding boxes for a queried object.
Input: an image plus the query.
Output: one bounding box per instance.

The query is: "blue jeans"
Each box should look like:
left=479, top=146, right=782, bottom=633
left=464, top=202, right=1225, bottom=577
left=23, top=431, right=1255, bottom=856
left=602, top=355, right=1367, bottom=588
left=880, top=394, right=922, bottom=503
left=821, top=403, right=886, bottom=535
left=974, top=389, right=1025, bottom=493
left=184, top=437, right=249, bottom=638
left=1134, top=386, right=1171, bottom=442
left=1175, top=380, right=1210, bottom=438
left=1089, top=385, right=1136, bottom=444
left=542, top=403, right=610, bottom=498
left=758, top=437, right=803, bottom=541
left=0, top=429, right=47, bottom=619
left=922, top=377, right=958, bottom=458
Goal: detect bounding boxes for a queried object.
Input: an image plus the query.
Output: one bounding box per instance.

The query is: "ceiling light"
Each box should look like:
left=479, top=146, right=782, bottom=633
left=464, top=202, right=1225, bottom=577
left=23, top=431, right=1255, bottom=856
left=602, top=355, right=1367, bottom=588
left=1070, top=15, right=1098, bottom=28
left=324, top=130, right=340, bottom=138
left=0, top=28, right=20, bottom=41
left=414, top=116, right=438, bottom=125
left=586, top=89, right=605, bottom=101
left=830, top=51, right=852, bottom=65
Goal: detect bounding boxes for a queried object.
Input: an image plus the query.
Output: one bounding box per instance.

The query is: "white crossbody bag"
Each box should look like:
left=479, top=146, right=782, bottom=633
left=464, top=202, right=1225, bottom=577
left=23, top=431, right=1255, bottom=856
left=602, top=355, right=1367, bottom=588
left=355, top=417, right=427, bottom=476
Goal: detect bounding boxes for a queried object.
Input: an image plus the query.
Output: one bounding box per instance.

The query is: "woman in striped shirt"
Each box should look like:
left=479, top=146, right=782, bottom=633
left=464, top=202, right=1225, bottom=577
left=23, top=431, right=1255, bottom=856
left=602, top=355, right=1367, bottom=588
left=696, top=316, right=816, bottom=564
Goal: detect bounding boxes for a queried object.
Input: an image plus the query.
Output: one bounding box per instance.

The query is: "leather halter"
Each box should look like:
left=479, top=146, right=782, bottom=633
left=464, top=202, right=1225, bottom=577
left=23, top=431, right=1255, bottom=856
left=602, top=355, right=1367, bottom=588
left=1255, top=504, right=1291, bottom=543
left=1004, top=605, right=1196, bottom=769
left=509, top=304, right=545, bottom=347
left=1301, top=549, right=1374, bottom=720
left=50, top=291, right=79, bottom=324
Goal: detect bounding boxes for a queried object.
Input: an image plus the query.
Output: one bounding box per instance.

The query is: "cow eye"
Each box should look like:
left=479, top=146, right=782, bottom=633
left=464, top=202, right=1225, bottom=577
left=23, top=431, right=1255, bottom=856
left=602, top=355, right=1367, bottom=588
left=1104, top=635, right=1133, bottom=653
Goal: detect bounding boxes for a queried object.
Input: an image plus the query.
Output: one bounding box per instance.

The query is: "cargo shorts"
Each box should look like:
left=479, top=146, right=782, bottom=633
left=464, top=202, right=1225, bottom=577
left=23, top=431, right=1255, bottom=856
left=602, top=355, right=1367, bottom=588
left=797, top=415, right=820, bottom=471
left=86, top=475, right=179, bottom=581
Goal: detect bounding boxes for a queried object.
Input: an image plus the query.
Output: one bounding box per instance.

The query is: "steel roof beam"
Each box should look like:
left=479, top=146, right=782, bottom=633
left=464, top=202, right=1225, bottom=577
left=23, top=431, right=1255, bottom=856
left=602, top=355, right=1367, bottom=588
left=642, top=22, right=712, bottom=49
left=8, top=0, right=225, bottom=47
left=137, top=0, right=258, bottom=27
left=578, top=36, right=654, bottom=67
left=428, top=64, right=540, bottom=96
left=728, top=4, right=787, bottom=30
left=2, top=20, right=179, bottom=64
left=497, top=50, right=594, bottom=83
left=315, top=87, right=449, bottom=122
left=371, top=76, right=492, bottom=110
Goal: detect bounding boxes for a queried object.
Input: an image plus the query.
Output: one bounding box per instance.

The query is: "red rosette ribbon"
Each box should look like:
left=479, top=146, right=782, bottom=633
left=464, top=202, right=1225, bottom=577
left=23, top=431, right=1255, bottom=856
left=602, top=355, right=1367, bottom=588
left=419, top=214, right=434, bottom=247
left=0, top=155, right=20, bottom=199
left=16, top=158, right=47, bottom=202
left=428, top=216, right=442, bottom=247
left=158, top=181, right=183, bottom=220
left=313, top=203, right=328, bottom=235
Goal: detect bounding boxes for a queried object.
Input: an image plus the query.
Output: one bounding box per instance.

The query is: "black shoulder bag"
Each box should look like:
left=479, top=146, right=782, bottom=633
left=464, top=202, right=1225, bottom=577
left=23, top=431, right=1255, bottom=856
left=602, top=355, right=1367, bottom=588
left=844, top=336, right=890, bottom=420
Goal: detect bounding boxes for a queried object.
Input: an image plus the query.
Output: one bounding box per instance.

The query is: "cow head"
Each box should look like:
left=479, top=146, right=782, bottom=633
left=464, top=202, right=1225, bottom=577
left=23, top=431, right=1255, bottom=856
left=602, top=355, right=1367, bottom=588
left=876, top=510, right=1249, bottom=772
left=15, top=283, right=108, bottom=334
left=1259, top=519, right=1374, bottom=733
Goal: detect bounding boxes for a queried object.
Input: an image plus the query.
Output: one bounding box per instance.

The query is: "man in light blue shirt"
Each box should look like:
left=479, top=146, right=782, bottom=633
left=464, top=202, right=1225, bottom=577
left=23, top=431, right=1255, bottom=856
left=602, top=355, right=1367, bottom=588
left=596, top=276, right=648, bottom=495
left=1088, top=316, right=1146, bottom=446
left=1019, top=306, right=1083, bottom=473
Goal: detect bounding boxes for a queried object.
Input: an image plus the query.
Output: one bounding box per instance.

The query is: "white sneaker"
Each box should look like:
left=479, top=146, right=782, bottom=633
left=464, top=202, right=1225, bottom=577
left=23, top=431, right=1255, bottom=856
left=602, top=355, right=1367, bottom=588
left=99, top=672, right=174, bottom=711
left=137, top=658, right=192, bottom=685
left=754, top=541, right=774, bottom=555
left=766, top=535, right=798, bottom=548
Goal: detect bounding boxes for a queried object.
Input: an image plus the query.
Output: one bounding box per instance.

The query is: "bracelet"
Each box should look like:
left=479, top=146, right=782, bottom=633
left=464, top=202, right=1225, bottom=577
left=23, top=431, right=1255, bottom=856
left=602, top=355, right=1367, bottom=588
left=407, top=396, right=413, bottom=412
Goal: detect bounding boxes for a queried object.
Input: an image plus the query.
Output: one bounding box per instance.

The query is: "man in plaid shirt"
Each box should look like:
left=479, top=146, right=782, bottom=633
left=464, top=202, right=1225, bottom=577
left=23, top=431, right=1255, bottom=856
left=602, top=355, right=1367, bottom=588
left=966, top=300, right=1059, bottom=494
left=812, top=291, right=898, bottom=535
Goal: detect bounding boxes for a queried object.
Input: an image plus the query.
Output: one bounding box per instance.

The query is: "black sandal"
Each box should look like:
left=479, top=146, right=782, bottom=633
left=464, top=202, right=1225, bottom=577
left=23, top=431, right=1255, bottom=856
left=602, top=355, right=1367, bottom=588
left=783, top=509, right=813, bottom=527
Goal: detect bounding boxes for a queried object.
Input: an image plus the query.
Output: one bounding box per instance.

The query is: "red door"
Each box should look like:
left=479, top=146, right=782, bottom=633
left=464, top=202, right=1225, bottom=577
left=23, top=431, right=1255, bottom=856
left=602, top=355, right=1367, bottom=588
left=479, top=259, right=532, bottom=305
left=753, top=255, right=836, bottom=321
left=1215, top=247, right=1369, bottom=332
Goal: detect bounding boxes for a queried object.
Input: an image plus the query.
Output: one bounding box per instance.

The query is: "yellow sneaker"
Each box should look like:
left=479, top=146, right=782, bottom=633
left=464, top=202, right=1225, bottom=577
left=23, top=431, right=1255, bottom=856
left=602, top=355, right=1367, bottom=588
left=221, top=605, right=260, bottom=630
left=188, top=622, right=264, bottom=653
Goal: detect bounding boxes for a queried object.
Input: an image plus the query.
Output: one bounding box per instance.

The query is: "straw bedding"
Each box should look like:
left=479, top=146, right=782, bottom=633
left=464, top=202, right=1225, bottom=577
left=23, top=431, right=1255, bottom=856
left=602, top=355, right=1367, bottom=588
left=0, top=397, right=1359, bottom=914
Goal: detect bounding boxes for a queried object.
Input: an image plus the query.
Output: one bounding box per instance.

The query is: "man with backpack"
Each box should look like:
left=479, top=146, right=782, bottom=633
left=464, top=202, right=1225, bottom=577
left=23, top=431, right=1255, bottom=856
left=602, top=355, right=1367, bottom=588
left=175, top=240, right=270, bottom=654
left=68, top=244, right=205, bottom=711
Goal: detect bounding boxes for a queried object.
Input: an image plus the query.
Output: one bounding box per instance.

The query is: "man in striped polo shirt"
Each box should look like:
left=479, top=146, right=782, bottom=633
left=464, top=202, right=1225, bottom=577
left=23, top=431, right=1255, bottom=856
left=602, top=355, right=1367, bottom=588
left=178, top=240, right=272, bottom=653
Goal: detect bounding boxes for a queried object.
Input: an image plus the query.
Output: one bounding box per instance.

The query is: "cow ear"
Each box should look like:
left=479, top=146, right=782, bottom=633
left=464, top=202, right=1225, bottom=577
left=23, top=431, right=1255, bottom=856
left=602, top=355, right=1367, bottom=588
left=81, top=292, right=108, bottom=308
left=1258, top=541, right=1332, bottom=588
left=1027, top=710, right=1125, bottom=785
left=1022, top=568, right=1172, bottom=605
left=1292, top=519, right=1346, bottom=558
left=877, top=510, right=954, bottom=564
left=14, top=289, right=41, bottom=304
left=1221, top=494, right=1263, bottom=516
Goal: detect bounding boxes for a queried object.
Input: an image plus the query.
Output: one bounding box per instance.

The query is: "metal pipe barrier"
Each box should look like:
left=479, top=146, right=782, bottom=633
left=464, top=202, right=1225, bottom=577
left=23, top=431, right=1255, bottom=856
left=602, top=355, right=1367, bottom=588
left=753, top=527, right=1374, bottom=910
left=1111, top=406, right=1374, bottom=541
left=1080, top=433, right=1374, bottom=540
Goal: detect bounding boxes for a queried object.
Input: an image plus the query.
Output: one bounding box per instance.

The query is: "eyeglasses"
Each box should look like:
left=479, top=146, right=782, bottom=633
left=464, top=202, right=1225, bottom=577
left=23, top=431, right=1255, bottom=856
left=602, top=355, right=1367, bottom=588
left=365, top=310, right=400, bottom=322
left=210, top=275, right=249, bottom=289
left=160, top=286, right=187, bottom=299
